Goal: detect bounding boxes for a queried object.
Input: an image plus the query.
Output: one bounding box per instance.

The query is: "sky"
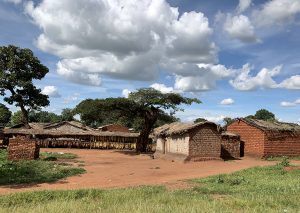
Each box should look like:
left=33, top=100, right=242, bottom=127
left=0, top=0, right=299, bottom=123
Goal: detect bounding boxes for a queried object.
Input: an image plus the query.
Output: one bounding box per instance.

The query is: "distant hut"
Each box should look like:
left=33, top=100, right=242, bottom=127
left=97, top=124, right=130, bottom=133
left=154, top=122, right=222, bottom=161
left=227, top=118, right=300, bottom=157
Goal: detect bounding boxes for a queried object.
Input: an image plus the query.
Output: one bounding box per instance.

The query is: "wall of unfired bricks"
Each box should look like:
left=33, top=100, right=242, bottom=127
left=221, top=136, right=240, bottom=159
left=188, top=125, right=221, bottom=160
left=8, top=136, right=39, bottom=160
left=227, top=120, right=300, bottom=157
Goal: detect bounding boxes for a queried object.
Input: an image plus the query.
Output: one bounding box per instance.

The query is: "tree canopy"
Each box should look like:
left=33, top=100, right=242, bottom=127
left=254, top=109, right=275, bottom=121
left=194, top=118, right=207, bottom=123
left=0, top=45, right=49, bottom=127
left=75, top=88, right=200, bottom=152
left=0, top=103, right=11, bottom=126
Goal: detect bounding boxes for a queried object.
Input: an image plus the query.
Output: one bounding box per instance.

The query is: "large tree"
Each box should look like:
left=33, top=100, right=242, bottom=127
left=76, top=88, right=200, bottom=152
left=0, top=45, right=49, bottom=127
left=254, top=109, right=275, bottom=121
left=0, top=103, right=11, bottom=126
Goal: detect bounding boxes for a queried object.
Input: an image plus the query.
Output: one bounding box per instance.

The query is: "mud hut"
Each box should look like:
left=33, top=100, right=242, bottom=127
left=154, top=122, right=222, bottom=161
left=227, top=118, right=300, bottom=157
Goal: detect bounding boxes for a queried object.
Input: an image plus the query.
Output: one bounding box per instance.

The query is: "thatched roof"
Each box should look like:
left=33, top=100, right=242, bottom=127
left=4, top=121, right=139, bottom=138
left=221, top=132, right=240, bottom=139
left=154, top=121, right=221, bottom=137
left=240, top=118, right=300, bottom=133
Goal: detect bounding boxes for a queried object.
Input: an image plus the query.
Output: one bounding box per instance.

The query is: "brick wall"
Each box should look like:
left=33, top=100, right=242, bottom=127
left=188, top=125, right=221, bottom=160
left=221, top=136, right=240, bottom=159
left=264, top=133, right=300, bottom=157
left=227, top=120, right=265, bottom=157
left=8, top=136, right=39, bottom=160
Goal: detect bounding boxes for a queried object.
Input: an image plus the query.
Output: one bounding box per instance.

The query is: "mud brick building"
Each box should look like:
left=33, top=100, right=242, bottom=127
left=8, top=136, right=39, bottom=160
left=227, top=118, right=300, bottom=157
left=221, top=132, right=241, bottom=159
left=154, top=122, right=222, bottom=161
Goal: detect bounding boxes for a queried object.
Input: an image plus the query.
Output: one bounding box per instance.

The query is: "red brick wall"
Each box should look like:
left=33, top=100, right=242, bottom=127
left=8, top=136, right=39, bottom=160
left=227, top=120, right=265, bottom=157
left=264, top=133, right=300, bottom=157
left=188, top=125, right=221, bottom=160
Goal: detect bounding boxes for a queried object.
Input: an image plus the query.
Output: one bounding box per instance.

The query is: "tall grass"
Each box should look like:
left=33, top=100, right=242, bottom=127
left=0, top=163, right=299, bottom=213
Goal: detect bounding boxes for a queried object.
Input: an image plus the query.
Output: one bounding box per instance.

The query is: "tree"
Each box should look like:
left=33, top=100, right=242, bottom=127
left=194, top=118, right=207, bottom=123
left=254, top=109, right=275, bottom=121
left=10, top=111, right=24, bottom=126
left=76, top=88, right=200, bottom=152
left=223, top=117, right=234, bottom=126
left=61, top=108, right=75, bottom=121
left=0, top=45, right=49, bottom=128
left=0, top=103, right=11, bottom=126
left=29, top=110, right=61, bottom=123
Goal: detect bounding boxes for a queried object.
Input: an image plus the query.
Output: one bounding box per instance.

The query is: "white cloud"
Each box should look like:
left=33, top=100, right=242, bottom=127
left=174, top=64, right=237, bottom=92
left=253, top=0, right=300, bottom=27
left=277, top=75, right=300, bottom=89
left=280, top=101, right=296, bottom=107
left=41, top=86, right=61, bottom=98
left=4, top=0, right=22, bottom=4
left=63, top=93, right=80, bottom=104
left=224, top=14, right=258, bottom=43
left=230, top=64, right=282, bottom=91
left=237, top=0, right=252, bottom=13
left=280, top=98, right=300, bottom=107
left=150, top=83, right=174, bottom=93
left=220, top=98, right=235, bottom=105
left=25, top=0, right=217, bottom=86
left=122, top=89, right=131, bottom=98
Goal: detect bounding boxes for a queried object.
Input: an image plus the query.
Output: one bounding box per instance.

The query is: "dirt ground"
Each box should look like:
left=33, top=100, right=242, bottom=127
left=0, top=148, right=277, bottom=194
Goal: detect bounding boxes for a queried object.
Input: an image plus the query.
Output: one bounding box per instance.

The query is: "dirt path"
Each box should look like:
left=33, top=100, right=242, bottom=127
left=0, top=148, right=276, bottom=194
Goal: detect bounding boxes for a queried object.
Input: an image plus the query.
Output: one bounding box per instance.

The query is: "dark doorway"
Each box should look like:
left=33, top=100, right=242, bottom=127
left=240, top=141, right=245, bottom=157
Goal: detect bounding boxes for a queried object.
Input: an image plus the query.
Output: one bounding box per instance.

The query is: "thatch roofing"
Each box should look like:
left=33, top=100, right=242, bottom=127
left=221, top=132, right=240, bottom=139
left=240, top=118, right=300, bottom=133
left=4, top=121, right=139, bottom=138
left=154, top=121, right=221, bottom=137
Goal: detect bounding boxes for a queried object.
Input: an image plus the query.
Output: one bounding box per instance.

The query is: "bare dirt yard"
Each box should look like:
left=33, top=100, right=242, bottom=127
left=0, top=148, right=276, bottom=194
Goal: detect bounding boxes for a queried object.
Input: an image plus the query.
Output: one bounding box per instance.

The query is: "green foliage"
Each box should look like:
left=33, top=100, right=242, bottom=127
left=40, top=152, right=78, bottom=159
left=276, top=157, right=290, bottom=167
left=29, top=110, right=62, bottom=123
left=0, top=45, right=49, bottom=125
left=0, top=149, right=84, bottom=185
left=10, top=110, right=24, bottom=126
left=194, top=118, right=207, bottom=123
left=254, top=109, right=275, bottom=121
left=0, top=103, right=11, bottom=126
left=60, top=108, right=75, bottom=121
left=223, top=117, right=234, bottom=126
left=1, top=165, right=300, bottom=212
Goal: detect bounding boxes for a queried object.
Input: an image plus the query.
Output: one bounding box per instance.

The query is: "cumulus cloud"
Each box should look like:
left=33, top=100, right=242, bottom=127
left=224, top=14, right=258, bottom=43
left=150, top=83, right=175, bottom=93
left=174, top=64, right=237, bottom=92
left=237, top=0, right=252, bottom=13
left=25, top=0, right=217, bottom=87
left=280, top=98, right=300, bottom=107
left=277, top=75, right=300, bottom=89
left=41, top=86, right=61, bottom=98
left=122, top=89, right=131, bottom=98
left=253, top=0, right=300, bottom=27
left=220, top=98, right=235, bottom=105
left=4, top=0, right=22, bottom=4
left=230, top=64, right=282, bottom=91
left=63, top=93, right=80, bottom=104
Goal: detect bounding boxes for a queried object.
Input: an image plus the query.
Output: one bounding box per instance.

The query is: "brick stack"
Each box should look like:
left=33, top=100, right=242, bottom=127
left=221, top=134, right=240, bottom=159
left=8, top=136, right=39, bottom=160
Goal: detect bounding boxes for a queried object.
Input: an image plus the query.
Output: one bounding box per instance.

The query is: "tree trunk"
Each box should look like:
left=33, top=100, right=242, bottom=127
left=136, top=108, right=158, bottom=153
left=20, top=105, right=30, bottom=129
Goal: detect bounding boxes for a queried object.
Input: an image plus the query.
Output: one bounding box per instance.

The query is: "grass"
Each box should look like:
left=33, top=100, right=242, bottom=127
left=0, top=161, right=299, bottom=213
left=0, top=149, right=85, bottom=185
left=40, top=152, right=78, bottom=159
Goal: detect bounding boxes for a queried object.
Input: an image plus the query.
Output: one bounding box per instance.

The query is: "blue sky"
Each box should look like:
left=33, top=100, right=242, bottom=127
left=0, top=0, right=299, bottom=123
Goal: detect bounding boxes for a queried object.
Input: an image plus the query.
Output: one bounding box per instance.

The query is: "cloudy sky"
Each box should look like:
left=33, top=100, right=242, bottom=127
left=0, top=0, right=300, bottom=123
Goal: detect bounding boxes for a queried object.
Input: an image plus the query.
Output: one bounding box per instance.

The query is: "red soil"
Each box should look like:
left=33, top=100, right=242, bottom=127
left=0, top=148, right=276, bottom=194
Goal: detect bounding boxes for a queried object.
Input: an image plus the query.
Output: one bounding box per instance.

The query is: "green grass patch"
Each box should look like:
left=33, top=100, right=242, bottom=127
left=40, top=152, right=78, bottom=159
left=0, top=149, right=85, bottom=185
left=0, top=163, right=300, bottom=212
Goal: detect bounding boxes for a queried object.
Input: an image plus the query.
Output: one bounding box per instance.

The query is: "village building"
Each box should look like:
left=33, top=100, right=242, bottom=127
left=154, top=122, right=222, bottom=161
left=97, top=124, right=130, bottom=133
left=227, top=118, right=300, bottom=157
left=221, top=132, right=241, bottom=159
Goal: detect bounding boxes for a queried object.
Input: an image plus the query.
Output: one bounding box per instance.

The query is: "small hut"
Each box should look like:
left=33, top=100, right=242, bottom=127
left=154, top=122, right=222, bottom=161
left=97, top=124, right=130, bottom=133
left=227, top=118, right=300, bottom=157
left=221, top=132, right=241, bottom=159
